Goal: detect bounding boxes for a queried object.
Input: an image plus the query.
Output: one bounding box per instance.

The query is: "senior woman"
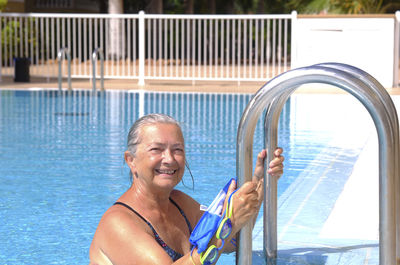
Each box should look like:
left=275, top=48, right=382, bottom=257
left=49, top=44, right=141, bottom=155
left=90, top=113, right=284, bottom=265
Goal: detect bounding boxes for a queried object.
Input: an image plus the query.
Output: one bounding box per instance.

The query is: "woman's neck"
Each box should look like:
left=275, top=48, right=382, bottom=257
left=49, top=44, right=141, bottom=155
left=122, top=180, right=173, bottom=213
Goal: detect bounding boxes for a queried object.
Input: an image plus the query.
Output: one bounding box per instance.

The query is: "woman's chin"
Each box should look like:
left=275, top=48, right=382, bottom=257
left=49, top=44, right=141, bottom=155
left=155, top=175, right=180, bottom=188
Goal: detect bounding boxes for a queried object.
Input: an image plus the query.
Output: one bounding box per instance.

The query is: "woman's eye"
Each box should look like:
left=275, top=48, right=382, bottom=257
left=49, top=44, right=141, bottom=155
left=150, top=148, right=161, bottom=152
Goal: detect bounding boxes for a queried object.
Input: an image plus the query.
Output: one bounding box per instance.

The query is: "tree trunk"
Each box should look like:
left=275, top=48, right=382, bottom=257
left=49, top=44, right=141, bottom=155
left=108, top=0, right=124, bottom=60
left=145, top=0, right=163, bottom=13
left=208, top=0, right=216, bottom=13
left=225, top=0, right=235, bottom=14
left=257, top=0, right=266, bottom=13
left=184, top=0, right=194, bottom=14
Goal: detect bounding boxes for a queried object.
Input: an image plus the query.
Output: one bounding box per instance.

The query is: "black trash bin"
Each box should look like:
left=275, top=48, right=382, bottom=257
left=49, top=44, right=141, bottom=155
left=14, top=57, right=30, bottom=82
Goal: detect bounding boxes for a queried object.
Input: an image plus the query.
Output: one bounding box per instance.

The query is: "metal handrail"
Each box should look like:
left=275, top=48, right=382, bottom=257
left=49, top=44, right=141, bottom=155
left=236, top=63, right=399, bottom=264
left=57, top=47, right=71, bottom=91
left=92, top=48, right=104, bottom=92
left=315, top=63, right=400, bottom=263
left=262, top=88, right=294, bottom=259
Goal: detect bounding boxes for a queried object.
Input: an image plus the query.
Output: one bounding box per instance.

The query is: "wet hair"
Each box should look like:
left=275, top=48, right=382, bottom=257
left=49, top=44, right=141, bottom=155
left=127, top=113, right=181, bottom=156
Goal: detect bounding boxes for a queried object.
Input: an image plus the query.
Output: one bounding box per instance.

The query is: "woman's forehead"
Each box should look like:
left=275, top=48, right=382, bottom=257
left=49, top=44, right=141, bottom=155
left=139, top=123, right=184, bottom=143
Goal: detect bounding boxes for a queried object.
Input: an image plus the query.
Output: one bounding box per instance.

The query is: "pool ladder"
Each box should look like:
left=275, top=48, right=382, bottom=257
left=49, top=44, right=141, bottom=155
left=236, top=63, right=400, bottom=264
left=57, top=47, right=104, bottom=92
left=57, top=47, right=71, bottom=91
left=92, top=48, right=104, bottom=92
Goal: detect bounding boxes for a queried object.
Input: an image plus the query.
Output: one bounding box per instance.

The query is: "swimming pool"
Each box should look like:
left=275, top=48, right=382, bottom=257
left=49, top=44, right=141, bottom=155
left=0, top=89, right=391, bottom=264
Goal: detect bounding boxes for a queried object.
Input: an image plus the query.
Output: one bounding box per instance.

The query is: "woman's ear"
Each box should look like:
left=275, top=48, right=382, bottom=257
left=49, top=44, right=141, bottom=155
left=125, top=151, right=136, bottom=171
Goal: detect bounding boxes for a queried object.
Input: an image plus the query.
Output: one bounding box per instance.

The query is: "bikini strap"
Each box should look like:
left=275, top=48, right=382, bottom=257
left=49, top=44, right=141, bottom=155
left=114, top=200, right=192, bottom=234
left=169, top=198, right=193, bottom=234
left=114, top=201, right=184, bottom=261
left=113, top=202, right=159, bottom=235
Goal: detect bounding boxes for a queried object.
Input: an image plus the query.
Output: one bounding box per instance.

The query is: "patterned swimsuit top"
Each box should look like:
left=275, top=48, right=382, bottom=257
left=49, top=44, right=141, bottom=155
left=114, top=198, right=193, bottom=262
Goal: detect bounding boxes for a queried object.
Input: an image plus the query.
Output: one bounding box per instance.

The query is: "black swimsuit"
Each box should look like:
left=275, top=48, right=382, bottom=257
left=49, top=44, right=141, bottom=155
left=114, top=198, right=193, bottom=261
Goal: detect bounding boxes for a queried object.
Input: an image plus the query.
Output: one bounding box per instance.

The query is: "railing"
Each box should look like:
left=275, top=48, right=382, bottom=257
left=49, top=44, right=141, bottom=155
left=236, top=63, right=399, bottom=264
left=395, top=11, right=400, bottom=87
left=92, top=47, right=104, bottom=91
left=0, top=12, right=293, bottom=84
left=57, top=46, right=71, bottom=90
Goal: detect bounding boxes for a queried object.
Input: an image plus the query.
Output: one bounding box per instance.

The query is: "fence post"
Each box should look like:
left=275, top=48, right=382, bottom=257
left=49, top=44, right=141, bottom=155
left=290, top=10, right=297, bottom=70
left=138, top=11, right=145, bottom=86
left=395, top=10, right=400, bottom=261
left=0, top=19, right=2, bottom=83
left=138, top=89, right=145, bottom=118
left=394, top=11, right=399, bottom=88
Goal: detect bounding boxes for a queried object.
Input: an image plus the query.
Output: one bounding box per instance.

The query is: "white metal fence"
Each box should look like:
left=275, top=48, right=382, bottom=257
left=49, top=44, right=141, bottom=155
left=0, top=12, right=294, bottom=84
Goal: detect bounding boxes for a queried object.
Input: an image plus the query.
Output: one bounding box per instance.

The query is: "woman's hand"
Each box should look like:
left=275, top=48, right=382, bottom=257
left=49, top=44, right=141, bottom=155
left=226, top=179, right=263, bottom=234
left=224, top=148, right=284, bottom=234
left=253, top=148, right=284, bottom=181
left=267, top=147, right=284, bottom=178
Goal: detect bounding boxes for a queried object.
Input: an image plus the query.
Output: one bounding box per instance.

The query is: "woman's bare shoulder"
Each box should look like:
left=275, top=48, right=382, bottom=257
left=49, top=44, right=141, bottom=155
left=91, top=204, right=170, bottom=265
left=171, top=189, right=203, bottom=224
left=171, top=189, right=200, bottom=207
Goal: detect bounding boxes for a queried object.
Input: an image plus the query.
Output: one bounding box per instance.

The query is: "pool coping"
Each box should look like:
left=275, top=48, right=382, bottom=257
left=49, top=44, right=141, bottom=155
left=1, top=76, right=400, bottom=95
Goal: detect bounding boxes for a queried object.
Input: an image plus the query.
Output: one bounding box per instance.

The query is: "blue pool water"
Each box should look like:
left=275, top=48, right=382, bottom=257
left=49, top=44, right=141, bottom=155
left=0, top=89, right=378, bottom=264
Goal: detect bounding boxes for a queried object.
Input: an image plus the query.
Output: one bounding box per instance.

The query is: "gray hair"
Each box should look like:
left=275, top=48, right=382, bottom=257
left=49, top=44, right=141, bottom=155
left=127, top=113, right=182, bottom=156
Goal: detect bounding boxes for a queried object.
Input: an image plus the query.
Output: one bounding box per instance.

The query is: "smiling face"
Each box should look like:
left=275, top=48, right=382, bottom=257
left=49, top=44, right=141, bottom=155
left=126, top=123, right=185, bottom=191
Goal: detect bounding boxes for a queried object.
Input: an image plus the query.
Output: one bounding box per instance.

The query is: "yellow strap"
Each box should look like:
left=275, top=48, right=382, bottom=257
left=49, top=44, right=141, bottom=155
left=227, top=193, right=234, bottom=218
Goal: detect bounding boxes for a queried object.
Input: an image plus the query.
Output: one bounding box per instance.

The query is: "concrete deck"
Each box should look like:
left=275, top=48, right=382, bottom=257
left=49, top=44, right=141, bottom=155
left=1, top=75, right=399, bottom=95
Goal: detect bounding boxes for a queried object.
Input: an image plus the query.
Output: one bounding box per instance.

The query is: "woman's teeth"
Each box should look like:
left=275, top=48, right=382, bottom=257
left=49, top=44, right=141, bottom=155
left=156, top=169, right=176, bottom=174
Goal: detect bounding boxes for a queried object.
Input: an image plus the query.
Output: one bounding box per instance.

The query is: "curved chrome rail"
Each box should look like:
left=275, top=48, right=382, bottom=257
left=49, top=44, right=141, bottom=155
left=236, top=63, right=399, bottom=264
left=57, top=47, right=71, bottom=91
left=92, top=48, right=104, bottom=92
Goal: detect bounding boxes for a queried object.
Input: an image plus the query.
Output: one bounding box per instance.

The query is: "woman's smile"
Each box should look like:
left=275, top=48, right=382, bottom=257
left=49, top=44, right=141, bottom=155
left=155, top=168, right=177, bottom=175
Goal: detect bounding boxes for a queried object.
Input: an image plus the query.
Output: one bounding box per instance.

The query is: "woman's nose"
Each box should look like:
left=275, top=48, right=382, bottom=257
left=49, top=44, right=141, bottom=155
left=162, top=149, right=174, bottom=162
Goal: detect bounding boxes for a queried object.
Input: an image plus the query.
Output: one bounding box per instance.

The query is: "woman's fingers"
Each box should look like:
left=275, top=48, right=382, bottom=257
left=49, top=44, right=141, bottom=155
left=237, top=180, right=258, bottom=195
left=267, top=162, right=284, bottom=176
left=222, top=179, right=237, bottom=214
left=253, top=149, right=267, bottom=181
left=274, top=147, right=283, bottom=157
left=267, top=148, right=284, bottom=177
left=256, top=178, right=264, bottom=202
left=235, top=181, right=262, bottom=209
left=230, top=181, right=263, bottom=231
left=253, top=148, right=284, bottom=180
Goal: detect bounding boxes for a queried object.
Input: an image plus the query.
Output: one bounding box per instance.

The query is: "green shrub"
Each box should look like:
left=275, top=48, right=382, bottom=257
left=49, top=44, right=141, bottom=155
left=0, top=0, right=7, bottom=12
left=1, top=17, right=37, bottom=65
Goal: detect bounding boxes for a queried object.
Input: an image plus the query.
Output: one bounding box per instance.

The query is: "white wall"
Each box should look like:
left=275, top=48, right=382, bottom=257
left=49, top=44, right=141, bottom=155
left=292, top=16, right=396, bottom=88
